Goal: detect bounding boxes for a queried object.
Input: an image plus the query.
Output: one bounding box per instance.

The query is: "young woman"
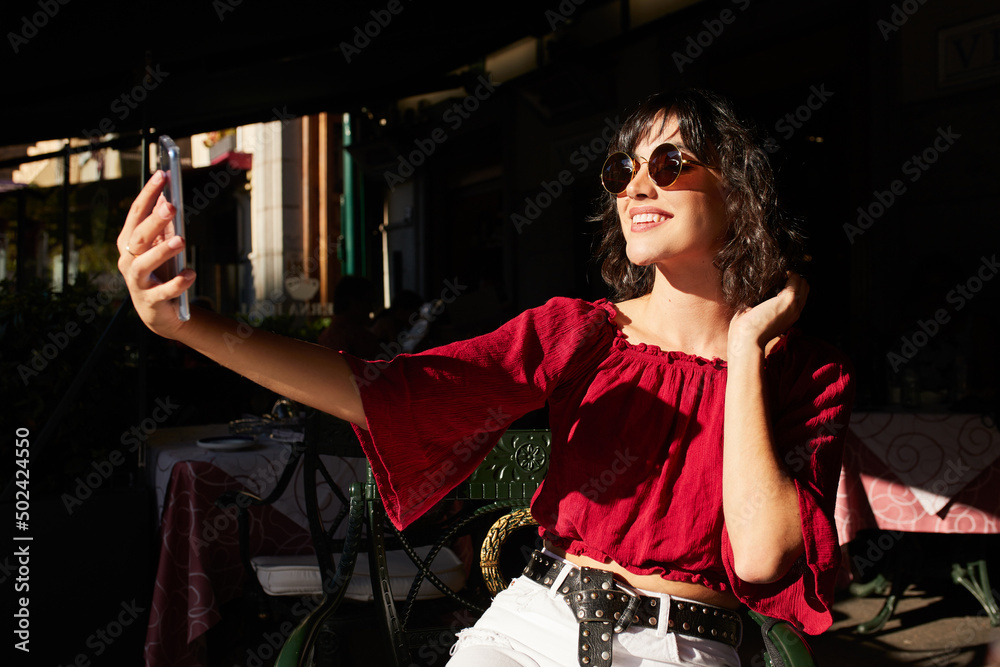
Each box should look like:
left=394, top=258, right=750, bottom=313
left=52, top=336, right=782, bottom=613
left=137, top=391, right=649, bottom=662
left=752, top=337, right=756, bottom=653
left=117, top=89, right=853, bottom=666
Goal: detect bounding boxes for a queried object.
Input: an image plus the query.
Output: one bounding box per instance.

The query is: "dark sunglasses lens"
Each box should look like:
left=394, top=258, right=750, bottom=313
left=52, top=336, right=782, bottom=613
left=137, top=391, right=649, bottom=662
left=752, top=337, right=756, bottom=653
left=602, top=153, right=634, bottom=193
left=648, top=144, right=683, bottom=188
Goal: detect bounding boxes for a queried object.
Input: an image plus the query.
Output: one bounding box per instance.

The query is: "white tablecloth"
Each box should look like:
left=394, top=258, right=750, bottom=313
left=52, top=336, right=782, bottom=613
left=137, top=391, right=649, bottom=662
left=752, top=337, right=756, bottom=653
left=146, top=424, right=368, bottom=532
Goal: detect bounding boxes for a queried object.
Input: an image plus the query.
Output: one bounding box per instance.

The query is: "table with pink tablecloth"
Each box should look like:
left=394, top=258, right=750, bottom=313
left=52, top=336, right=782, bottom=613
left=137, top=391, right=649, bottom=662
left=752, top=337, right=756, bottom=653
left=834, top=411, right=1000, bottom=629
left=143, top=425, right=366, bottom=667
left=836, top=411, right=1000, bottom=541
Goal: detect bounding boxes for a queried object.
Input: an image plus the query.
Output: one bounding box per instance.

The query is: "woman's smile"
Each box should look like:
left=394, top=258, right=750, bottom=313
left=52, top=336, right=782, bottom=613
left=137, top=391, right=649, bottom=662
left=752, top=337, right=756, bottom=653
left=629, top=206, right=673, bottom=232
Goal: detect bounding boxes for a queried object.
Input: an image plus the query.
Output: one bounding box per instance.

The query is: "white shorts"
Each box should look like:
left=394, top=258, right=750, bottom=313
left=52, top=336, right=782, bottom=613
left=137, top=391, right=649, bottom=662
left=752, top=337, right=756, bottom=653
left=447, top=569, right=741, bottom=667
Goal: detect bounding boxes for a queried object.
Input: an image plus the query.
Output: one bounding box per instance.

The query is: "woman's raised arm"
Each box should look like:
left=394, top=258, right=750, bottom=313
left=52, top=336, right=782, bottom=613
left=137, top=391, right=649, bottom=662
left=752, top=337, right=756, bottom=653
left=116, top=172, right=367, bottom=428
left=722, top=272, right=810, bottom=583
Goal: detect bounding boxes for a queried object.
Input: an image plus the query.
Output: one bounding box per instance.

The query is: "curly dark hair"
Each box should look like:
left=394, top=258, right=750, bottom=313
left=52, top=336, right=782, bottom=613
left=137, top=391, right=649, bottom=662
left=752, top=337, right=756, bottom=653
left=594, top=88, right=805, bottom=313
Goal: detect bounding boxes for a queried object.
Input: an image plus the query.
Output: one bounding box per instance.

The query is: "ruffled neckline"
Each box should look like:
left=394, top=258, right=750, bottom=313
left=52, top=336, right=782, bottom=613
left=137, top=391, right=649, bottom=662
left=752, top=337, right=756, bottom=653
left=594, top=298, right=728, bottom=369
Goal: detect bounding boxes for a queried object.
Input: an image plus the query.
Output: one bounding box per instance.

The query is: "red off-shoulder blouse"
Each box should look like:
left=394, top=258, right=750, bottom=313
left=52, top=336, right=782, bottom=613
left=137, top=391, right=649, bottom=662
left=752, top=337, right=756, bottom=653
left=344, top=297, right=854, bottom=634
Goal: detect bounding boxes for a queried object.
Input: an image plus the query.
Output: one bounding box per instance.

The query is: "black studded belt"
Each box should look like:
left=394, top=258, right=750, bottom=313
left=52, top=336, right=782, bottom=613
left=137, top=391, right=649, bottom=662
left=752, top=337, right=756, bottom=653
left=522, top=550, right=742, bottom=666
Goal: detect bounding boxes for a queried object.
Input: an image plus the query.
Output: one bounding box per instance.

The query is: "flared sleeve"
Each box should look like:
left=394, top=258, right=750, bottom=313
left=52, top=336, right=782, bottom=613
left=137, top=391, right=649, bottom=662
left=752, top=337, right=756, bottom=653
left=722, top=332, right=855, bottom=634
left=343, top=297, right=611, bottom=530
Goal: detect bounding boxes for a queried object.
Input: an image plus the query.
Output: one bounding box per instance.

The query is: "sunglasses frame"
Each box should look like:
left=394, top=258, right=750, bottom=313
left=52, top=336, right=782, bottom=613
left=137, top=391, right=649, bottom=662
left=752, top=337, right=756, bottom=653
left=601, top=142, right=712, bottom=195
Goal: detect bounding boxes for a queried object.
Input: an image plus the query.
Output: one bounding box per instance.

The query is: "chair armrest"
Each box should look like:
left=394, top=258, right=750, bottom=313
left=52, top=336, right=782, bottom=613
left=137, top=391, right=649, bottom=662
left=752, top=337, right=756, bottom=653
left=747, top=610, right=816, bottom=667
left=324, top=481, right=366, bottom=606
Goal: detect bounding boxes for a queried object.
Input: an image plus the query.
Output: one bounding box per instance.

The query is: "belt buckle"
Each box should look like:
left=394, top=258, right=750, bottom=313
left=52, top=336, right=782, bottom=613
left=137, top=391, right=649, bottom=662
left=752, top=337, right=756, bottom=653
left=612, top=581, right=643, bottom=634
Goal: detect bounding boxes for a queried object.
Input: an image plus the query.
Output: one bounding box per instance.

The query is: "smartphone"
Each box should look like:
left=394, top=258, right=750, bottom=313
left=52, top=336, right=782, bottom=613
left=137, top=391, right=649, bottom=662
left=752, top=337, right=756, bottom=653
left=157, top=135, right=191, bottom=321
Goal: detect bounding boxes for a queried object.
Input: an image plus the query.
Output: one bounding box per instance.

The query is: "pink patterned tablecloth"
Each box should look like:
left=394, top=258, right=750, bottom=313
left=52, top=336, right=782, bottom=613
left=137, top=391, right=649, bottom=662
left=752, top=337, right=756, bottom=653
left=835, top=412, right=1000, bottom=545
left=143, top=426, right=366, bottom=667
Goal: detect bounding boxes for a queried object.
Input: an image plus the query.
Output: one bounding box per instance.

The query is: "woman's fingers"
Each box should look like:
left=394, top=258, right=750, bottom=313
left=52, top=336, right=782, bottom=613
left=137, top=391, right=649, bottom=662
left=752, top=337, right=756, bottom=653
left=782, top=271, right=809, bottom=317
left=130, top=196, right=175, bottom=256
left=728, top=272, right=810, bottom=354
left=118, top=171, right=165, bottom=254
left=142, top=271, right=196, bottom=306
left=126, top=233, right=196, bottom=336
left=129, top=234, right=189, bottom=288
left=115, top=172, right=196, bottom=337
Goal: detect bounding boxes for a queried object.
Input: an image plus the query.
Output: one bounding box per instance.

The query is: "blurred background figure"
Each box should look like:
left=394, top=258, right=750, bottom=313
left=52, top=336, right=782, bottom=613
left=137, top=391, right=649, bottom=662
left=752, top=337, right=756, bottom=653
left=370, top=289, right=424, bottom=349
left=317, top=275, right=381, bottom=358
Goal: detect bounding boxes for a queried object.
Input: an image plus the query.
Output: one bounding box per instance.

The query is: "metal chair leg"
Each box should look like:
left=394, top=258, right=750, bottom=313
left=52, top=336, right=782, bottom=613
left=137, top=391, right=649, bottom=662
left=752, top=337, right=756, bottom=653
left=848, top=572, right=890, bottom=598
left=951, top=560, right=1000, bottom=626
left=855, top=575, right=907, bottom=634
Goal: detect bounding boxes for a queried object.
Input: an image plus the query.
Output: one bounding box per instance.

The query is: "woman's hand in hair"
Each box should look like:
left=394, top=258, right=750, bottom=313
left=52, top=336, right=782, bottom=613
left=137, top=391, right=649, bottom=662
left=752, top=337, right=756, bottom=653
left=727, top=272, right=809, bottom=358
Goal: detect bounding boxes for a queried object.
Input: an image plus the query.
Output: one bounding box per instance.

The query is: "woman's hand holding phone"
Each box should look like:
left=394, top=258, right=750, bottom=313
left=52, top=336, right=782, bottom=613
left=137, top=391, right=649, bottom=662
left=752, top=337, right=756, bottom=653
left=116, top=168, right=367, bottom=427
left=116, top=170, right=197, bottom=339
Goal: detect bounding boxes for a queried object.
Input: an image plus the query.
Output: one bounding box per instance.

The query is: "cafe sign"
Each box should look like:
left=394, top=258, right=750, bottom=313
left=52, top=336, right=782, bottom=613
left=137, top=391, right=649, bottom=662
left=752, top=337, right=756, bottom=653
left=938, top=14, right=1000, bottom=87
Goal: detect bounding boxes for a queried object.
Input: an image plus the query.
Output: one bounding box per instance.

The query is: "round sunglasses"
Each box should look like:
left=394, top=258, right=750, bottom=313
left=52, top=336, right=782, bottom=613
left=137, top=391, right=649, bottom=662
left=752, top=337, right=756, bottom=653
left=601, top=142, right=712, bottom=195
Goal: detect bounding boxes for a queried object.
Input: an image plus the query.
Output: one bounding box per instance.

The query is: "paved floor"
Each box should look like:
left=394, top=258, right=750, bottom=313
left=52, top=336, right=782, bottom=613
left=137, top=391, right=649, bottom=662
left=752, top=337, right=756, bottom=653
left=802, top=585, right=1000, bottom=666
